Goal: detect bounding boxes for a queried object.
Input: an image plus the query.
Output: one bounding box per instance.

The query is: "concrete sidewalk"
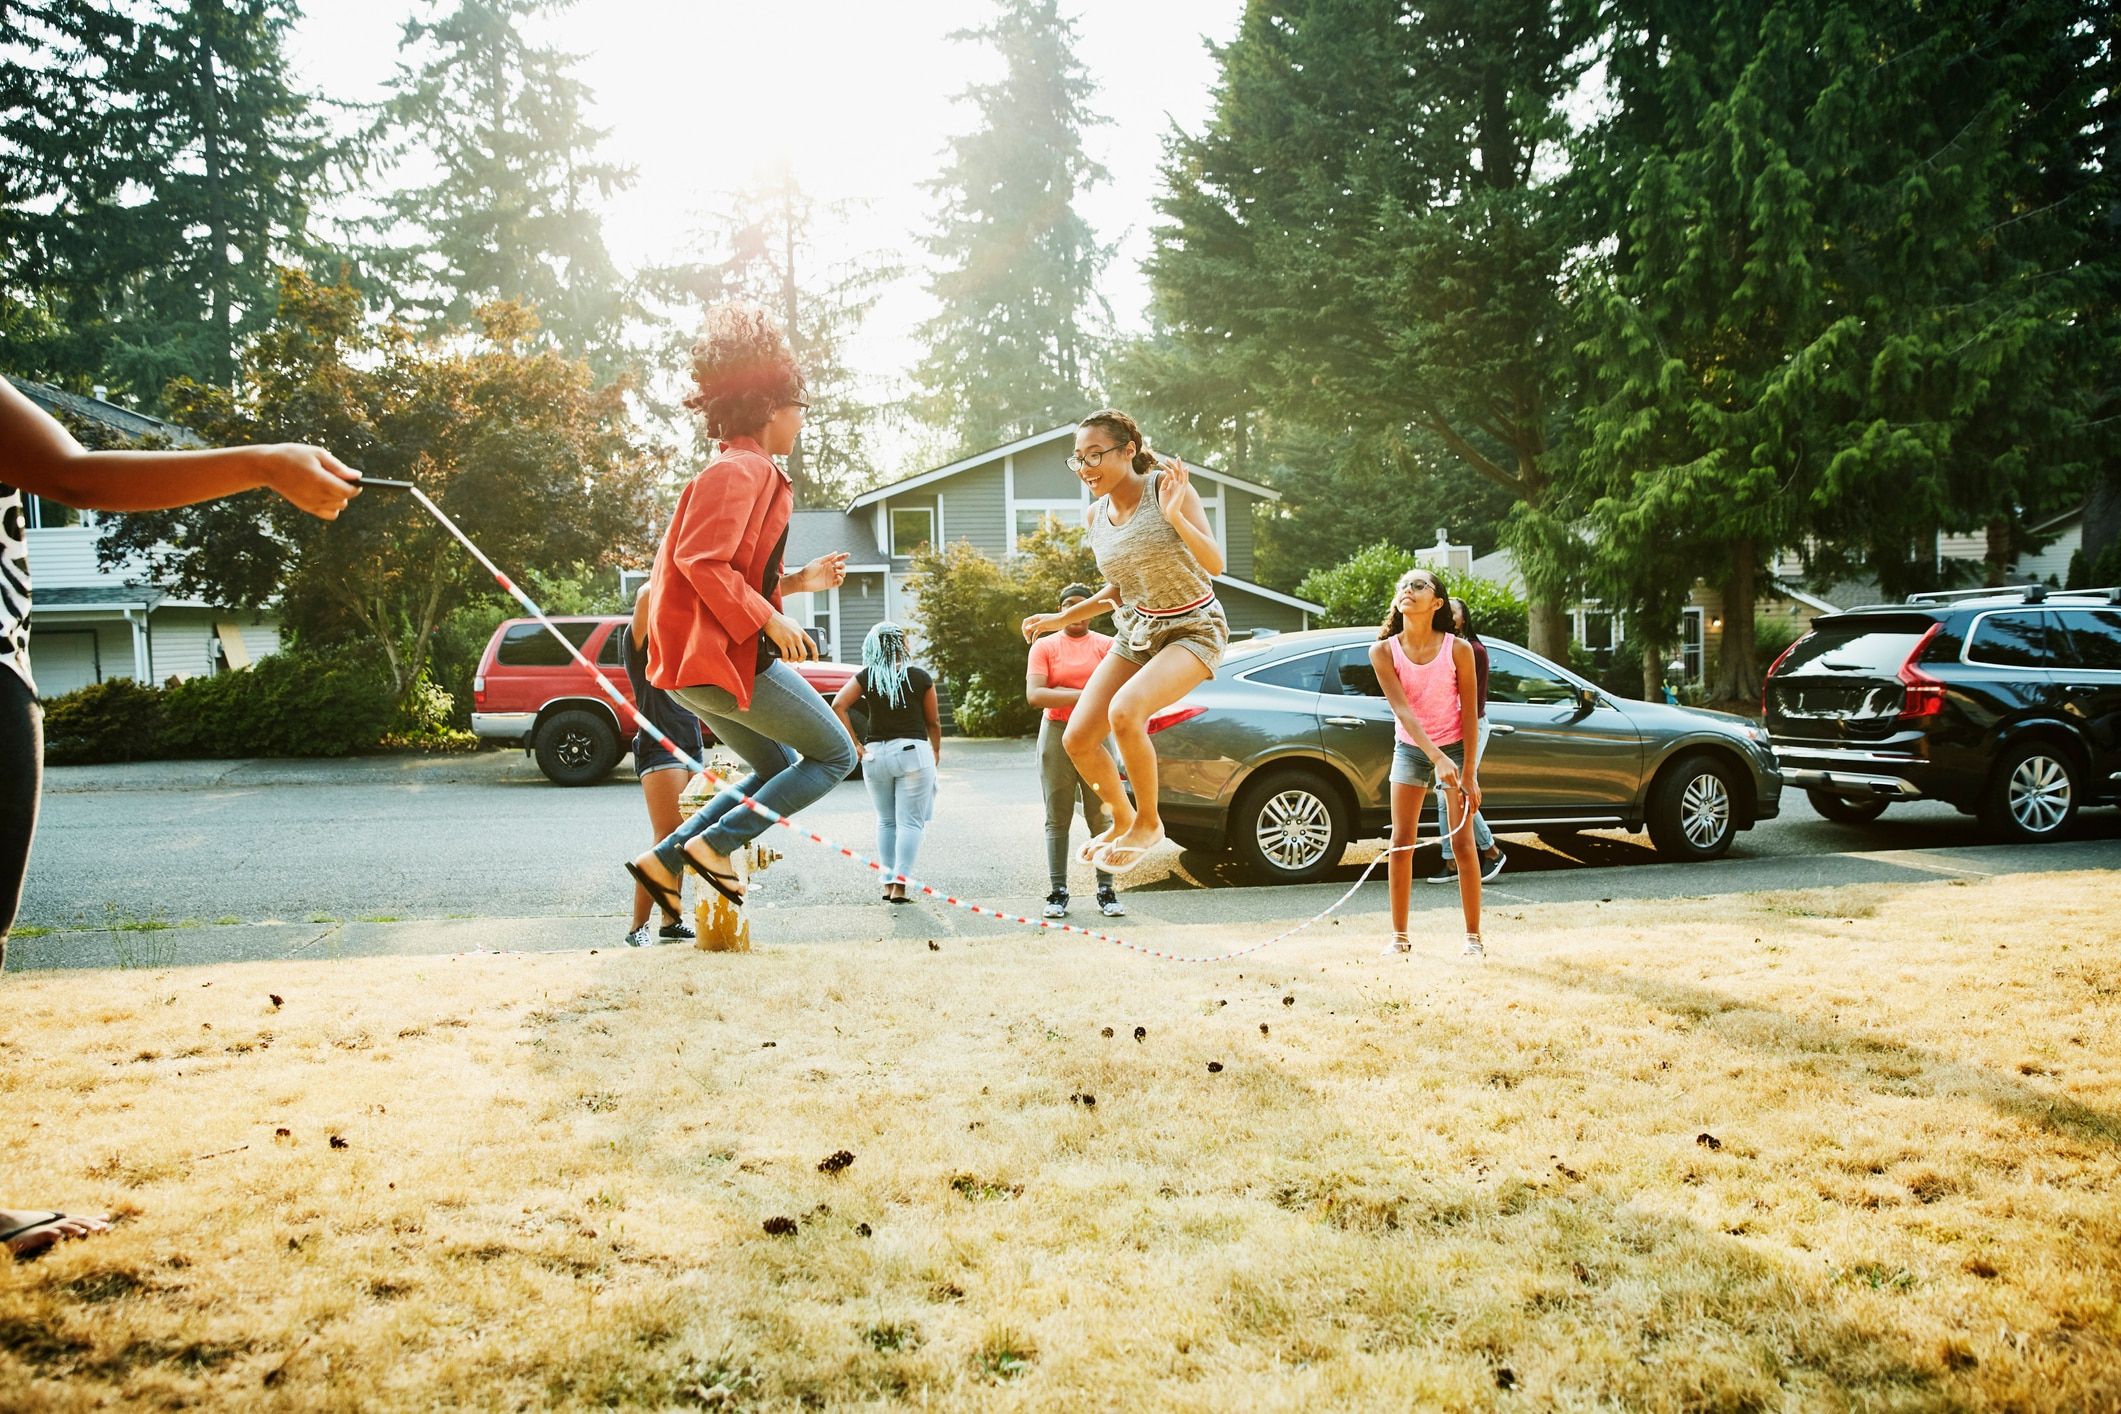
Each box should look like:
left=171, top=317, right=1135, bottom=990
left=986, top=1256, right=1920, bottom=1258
left=9, top=836, right=2114, bottom=974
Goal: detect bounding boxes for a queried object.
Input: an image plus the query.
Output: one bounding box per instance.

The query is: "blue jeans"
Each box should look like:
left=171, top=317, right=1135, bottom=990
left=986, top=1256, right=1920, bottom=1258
left=654, top=661, right=856, bottom=869
left=864, top=738, right=937, bottom=879
left=1434, top=718, right=1496, bottom=852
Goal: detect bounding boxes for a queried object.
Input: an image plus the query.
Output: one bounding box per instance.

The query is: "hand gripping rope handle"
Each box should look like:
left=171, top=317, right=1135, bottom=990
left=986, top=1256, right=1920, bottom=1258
left=363, top=478, right=1475, bottom=964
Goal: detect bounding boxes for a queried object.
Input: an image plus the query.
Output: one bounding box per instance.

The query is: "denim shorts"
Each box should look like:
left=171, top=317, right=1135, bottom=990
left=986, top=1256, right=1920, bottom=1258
left=634, top=731, right=698, bottom=777
left=1389, top=737, right=1465, bottom=788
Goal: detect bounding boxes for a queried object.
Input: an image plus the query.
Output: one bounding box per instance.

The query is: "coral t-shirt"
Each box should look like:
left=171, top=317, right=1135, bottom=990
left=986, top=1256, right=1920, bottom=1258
left=1027, top=629, right=1114, bottom=722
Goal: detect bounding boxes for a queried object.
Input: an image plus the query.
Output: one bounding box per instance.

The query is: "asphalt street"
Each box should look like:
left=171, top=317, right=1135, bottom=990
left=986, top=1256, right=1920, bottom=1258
left=11, top=740, right=2118, bottom=971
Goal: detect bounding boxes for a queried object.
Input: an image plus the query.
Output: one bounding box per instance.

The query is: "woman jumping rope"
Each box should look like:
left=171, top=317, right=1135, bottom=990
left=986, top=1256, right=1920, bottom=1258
left=1370, top=566, right=1486, bottom=959
left=624, top=302, right=855, bottom=918
left=1020, top=410, right=1225, bottom=878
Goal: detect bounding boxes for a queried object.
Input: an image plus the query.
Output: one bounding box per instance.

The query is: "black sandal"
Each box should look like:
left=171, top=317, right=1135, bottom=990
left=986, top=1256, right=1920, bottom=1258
left=681, top=851, right=746, bottom=906
left=623, top=860, right=685, bottom=919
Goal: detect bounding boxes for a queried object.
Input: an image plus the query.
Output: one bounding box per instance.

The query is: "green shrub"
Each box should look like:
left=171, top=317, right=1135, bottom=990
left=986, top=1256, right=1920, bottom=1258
left=41, top=677, right=165, bottom=765
left=1298, top=540, right=1529, bottom=644
left=908, top=523, right=1101, bottom=738
left=1752, top=614, right=1807, bottom=678
left=41, top=646, right=401, bottom=763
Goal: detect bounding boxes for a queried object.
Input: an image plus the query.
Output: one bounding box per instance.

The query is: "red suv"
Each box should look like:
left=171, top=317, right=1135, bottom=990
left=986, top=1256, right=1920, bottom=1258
left=471, top=616, right=860, bottom=785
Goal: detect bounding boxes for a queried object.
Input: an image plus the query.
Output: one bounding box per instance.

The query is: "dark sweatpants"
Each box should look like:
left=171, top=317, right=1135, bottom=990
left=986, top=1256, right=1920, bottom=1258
left=0, top=669, right=41, bottom=969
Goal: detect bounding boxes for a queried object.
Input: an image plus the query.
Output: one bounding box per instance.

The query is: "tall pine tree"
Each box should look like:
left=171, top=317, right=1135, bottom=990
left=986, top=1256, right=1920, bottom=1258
left=644, top=163, right=895, bottom=507
left=364, top=0, right=634, bottom=371
left=0, top=0, right=334, bottom=403
left=914, top=0, right=1108, bottom=454
left=1151, top=0, right=1598, bottom=659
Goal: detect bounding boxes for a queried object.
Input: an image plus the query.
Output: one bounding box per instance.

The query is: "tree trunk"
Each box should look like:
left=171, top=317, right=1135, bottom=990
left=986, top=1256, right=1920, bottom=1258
left=1642, top=637, right=1668, bottom=702
left=193, top=2, right=233, bottom=386
left=1712, top=542, right=1761, bottom=706
left=1527, top=592, right=1568, bottom=662
left=1983, top=516, right=2014, bottom=587
left=2082, top=461, right=2121, bottom=582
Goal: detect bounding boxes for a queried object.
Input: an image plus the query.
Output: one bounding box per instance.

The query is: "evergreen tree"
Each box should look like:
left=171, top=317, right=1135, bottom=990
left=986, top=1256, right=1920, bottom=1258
left=0, top=0, right=334, bottom=403
left=914, top=0, right=1108, bottom=454
left=644, top=164, right=896, bottom=507
left=365, top=0, right=634, bottom=370
left=1150, top=0, right=1598, bottom=660
left=1576, top=0, right=2108, bottom=702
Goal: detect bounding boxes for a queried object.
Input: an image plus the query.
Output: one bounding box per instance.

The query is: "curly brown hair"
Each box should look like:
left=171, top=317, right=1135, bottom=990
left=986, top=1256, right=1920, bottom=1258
left=1079, top=409, right=1161, bottom=475
left=684, top=302, right=805, bottom=440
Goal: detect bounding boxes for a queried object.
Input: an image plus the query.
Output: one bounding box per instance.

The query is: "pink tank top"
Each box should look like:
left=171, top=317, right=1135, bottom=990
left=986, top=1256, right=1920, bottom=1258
left=1385, top=633, right=1463, bottom=748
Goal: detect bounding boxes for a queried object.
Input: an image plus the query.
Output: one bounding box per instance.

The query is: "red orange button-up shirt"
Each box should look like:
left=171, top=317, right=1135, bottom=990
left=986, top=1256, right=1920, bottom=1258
left=645, top=436, right=791, bottom=709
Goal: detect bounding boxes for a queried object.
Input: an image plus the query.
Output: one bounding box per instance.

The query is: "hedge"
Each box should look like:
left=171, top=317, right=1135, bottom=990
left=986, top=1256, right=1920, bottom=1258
left=42, top=646, right=440, bottom=765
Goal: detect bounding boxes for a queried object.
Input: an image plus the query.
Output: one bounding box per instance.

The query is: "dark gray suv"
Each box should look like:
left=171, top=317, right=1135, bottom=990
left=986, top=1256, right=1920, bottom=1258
left=1145, top=628, right=1783, bottom=883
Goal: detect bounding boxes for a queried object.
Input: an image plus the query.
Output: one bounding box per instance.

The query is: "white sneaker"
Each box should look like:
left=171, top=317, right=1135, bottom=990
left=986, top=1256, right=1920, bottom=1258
left=1461, top=935, right=1485, bottom=959
left=624, top=922, right=655, bottom=948
left=1380, top=935, right=1412, bottom=958
left=1042, top=890, right=1069, bottom=919
left=1096, top=886, right=1126, bottom=918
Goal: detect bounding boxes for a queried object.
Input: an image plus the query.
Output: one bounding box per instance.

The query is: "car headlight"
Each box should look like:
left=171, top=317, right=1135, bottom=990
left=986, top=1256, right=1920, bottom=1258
left=1739, top=722, right=1771, bottom=746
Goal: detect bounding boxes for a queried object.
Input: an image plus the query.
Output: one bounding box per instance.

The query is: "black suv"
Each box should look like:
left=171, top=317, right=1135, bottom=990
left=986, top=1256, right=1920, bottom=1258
left=1764, top=586, right=2121, bottom=841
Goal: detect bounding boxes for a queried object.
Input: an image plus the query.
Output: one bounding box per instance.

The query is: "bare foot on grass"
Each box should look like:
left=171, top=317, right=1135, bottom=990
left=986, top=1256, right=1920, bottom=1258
left=2, top=1209, right=109, bottom=1261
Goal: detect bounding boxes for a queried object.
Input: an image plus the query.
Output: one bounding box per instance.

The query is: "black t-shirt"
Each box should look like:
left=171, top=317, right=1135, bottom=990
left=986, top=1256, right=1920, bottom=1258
left=754, top=522, right=790, bottom=673
left=857, top=665, right=933, bottom=742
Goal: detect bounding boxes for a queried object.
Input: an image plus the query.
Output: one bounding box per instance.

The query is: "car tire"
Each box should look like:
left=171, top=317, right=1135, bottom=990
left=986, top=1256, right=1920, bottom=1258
left=534, top=708, right=621, bottom=786
left=1645, top=752, right=1739, bottom=861
left=1977, top=738, right=2080, bottom=842
left=1807, top=788, right=1891, bottom=824
left=1228, top=767, right=1350, bottom=884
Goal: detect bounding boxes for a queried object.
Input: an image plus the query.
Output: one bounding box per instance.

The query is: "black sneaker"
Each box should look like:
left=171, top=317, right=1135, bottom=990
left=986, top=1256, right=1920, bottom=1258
left=1095, top=886, right=1126, bottom=918
left=657, top=917, right=696, bottom=945
left=1042, top=890, right=1069, bottom=919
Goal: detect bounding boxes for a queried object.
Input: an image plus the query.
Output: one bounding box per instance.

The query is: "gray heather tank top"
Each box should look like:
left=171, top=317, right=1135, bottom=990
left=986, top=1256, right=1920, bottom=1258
left=1084, top=468, right=1215, bottom=613
left=1, top=484, right=31, bottom=692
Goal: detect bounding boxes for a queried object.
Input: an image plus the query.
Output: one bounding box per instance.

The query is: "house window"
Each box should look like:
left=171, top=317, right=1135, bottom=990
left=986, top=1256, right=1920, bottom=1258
left=1579, top=604, right=1614, bottom=651
left=1680, top=607, right=1705, bottom=682
left=25, top=495, right=87, bottom=529
left=1011, top=501, right=1081, bottom=550
left=784, top=590, right=837, bottom=660
left=890, top=506, right=934, bottom=557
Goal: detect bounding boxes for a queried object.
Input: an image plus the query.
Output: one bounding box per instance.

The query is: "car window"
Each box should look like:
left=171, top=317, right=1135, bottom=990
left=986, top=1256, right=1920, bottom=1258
left=1243, top=651, right=1328, bottom=693
left=1965, top=610, right=2051, bottom=668
left=2056, top=609, right=2121, bottom=671
left=495, top=621, right=598, bottom=667
left=1774, top=616, right=1937, bottom=677
left=1328, top=645, right=1385, bottom=697
left=597, top=625, right=626, bottom=666
left=1484, top=645, right=1579, bottom=705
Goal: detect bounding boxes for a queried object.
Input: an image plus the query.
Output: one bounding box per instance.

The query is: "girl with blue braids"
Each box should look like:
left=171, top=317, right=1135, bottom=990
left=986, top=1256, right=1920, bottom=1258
left=831, top=623, right=942, bottom=903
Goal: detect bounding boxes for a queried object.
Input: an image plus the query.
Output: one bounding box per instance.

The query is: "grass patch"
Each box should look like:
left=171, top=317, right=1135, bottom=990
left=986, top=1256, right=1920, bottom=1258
left=2, top=871, right=2116, bottom=1409
left=355, top=916, right=402, bottom=925
left=7, top=925, right=50, bottom=940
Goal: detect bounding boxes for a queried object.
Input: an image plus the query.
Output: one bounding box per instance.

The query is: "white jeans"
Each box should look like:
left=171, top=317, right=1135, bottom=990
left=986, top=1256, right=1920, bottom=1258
left=864, top=738, right=937, bottom=879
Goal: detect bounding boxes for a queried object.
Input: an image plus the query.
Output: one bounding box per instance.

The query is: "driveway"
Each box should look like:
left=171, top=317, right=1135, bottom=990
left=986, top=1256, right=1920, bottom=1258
left=10, top=741, right=2118, bottom=971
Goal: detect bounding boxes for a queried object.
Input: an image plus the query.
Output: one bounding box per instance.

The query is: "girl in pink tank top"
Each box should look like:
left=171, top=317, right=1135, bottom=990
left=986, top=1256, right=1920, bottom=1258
left=1366, top=567, right=1485, bottom=959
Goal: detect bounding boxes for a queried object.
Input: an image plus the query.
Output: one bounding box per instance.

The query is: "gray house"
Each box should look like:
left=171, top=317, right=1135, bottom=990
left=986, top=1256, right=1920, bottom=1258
left=777, top=425, right=1320, bottom=660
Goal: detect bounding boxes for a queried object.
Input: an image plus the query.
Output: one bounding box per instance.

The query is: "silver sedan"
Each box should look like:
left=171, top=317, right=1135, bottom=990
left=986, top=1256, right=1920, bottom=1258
left=1146, top=628, right=1783, bottom=882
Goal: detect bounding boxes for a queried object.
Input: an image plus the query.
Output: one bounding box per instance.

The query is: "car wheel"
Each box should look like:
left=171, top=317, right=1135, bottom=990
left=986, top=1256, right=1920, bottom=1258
left=534, top=708, right=621, bottom=786
left=1646, top=752, right=1739, bottom=861
left=1977, top=739, right=2079, bottom=842
left=1228, top=768, right=1350, bottom=884
left=1806, top=788, right=1890, bottom=824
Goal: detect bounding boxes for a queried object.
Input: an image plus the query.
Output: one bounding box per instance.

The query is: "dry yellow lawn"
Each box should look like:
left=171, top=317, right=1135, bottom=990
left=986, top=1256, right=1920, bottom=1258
left=3, top=869, right=2118, bottom=1411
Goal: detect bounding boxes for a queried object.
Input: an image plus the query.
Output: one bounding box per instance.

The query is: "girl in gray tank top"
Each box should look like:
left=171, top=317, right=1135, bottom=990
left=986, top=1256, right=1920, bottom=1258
left=1018, top=410, right=1227, bottom=878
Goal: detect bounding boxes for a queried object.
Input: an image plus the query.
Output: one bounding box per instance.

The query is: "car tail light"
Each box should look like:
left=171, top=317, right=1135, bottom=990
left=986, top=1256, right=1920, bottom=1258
left=472, top=673, right=485, bottom=708
left=1760, top=638, right=1802, bottom=717
left=1895, top=623, right=1946, bottom=721
left=1146, top=705, right=1207, bottom=735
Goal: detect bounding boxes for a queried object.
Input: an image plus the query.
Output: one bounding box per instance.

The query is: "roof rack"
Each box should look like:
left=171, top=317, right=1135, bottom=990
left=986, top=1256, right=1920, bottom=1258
left=1903, top=583, right=2118, bottom=606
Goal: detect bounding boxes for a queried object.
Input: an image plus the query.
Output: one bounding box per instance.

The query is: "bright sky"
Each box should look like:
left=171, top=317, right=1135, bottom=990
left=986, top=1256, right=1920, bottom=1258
left=286, top=0, right=1241, bottom=462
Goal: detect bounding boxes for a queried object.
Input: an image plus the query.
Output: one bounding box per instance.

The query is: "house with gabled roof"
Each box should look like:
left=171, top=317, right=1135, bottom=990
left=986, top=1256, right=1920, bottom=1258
left=773, top=425, right=1321, bottom=661
left=11, top=376, right=285, bottom=697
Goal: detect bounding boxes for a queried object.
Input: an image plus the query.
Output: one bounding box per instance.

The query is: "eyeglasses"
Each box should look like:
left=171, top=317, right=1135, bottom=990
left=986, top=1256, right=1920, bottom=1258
left=1399, top=578, right=1438, bottom=595
left=1066, top=444, right=1124, bottom=473
left=783, top=400, right=810, bottom=412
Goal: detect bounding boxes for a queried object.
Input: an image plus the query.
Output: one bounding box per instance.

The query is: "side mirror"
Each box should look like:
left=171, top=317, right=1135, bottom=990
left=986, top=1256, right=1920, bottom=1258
left=1576, top=686, right=1600, bottom=714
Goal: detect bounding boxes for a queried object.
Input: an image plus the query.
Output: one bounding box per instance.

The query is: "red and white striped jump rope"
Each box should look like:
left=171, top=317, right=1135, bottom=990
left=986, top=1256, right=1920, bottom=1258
left=364, top=479, right=1474, bottom=964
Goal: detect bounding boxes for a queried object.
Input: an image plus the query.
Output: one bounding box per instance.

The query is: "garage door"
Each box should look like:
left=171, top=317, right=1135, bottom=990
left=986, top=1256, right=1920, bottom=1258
left=29, top=628, right=101, bottom=697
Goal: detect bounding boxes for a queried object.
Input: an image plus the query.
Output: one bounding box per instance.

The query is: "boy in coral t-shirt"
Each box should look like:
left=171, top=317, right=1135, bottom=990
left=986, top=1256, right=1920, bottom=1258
left=1024, top=584, right=1125, bottom=919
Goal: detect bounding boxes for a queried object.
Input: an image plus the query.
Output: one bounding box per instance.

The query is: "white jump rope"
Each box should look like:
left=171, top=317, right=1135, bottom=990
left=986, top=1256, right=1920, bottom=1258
left=364, top=479, right=1475, bottom=964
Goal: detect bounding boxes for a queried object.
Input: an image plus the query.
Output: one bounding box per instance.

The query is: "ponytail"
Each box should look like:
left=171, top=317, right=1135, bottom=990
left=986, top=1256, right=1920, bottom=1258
left=1080, top=408, right=1159, bottom=475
